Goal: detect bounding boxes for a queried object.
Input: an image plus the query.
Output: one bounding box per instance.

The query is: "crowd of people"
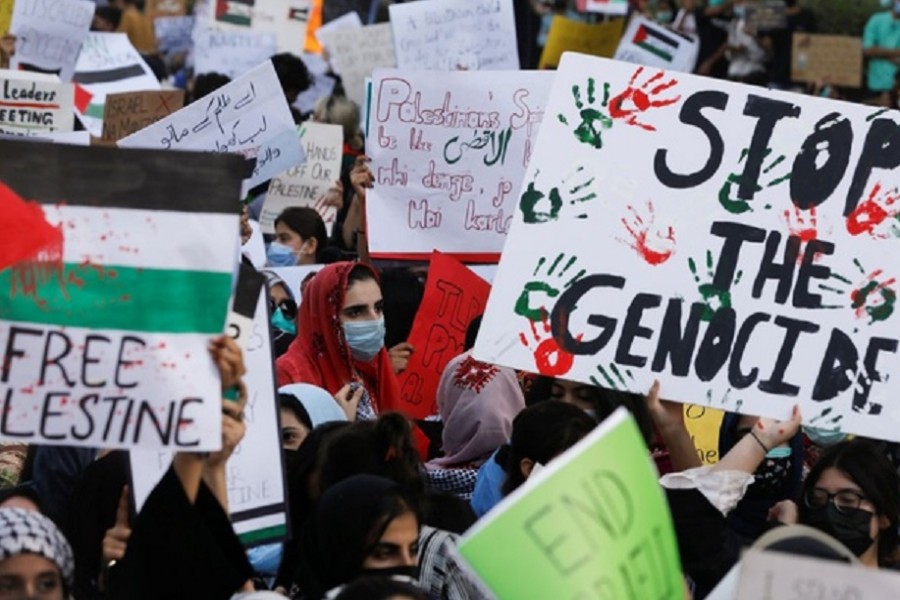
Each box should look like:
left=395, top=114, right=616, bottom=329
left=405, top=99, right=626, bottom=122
left=3, top=0, right=900, bottom=599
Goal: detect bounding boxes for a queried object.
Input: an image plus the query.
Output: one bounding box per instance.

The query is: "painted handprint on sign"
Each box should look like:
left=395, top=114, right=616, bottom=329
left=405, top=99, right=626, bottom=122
left=608, top=67, right=680, bottom=131
left=557, top=78, right=612, bottom=149
left=846, top=183, right=900, bottom=239
left=519, top=167, right=598, bottom=224
left=617, top=199, right=676, bottom=266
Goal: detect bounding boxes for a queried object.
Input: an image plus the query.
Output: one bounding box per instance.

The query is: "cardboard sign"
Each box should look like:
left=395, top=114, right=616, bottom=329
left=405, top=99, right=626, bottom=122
left=746, top=0, right=788, bottom=32
left=474, top=53, right=900, bottom=443
left=792, top=34, right=863, bottom=90
left=9, top=0, right=94, bottom=81
left=396, top=253, right=491, bottom=419
left=72, top=33, right=161, bottom=138
left=736, top=550, right=900, bottom=599
left=101, top=90, right=185, bottom=142
left=130, top=269, right=289, bottom=546
left=260, top=122, right=343, bottom=235
left=118, top=61, right=305, bottom=194
left=579, top=0, right=629, bottom=16
left=459, top=408, right=683, bottom=598
left=0, top=70, right=74, bottom=136
left=318, top=22, right=396, bottom=108
left=192, top=27, right=278, bottom=80
left=615, top=15, right=699, bottom=73
left=148, top=0, right=188, bottom=17
left=0, top=140, right=245, bottom=450
left=389, top=0, right=519, bottom=71
left=154, top=16, right=196, bottom=55
left=539, top=15, right=625, bottom=70
left=366, top=69, right=552, bottom=261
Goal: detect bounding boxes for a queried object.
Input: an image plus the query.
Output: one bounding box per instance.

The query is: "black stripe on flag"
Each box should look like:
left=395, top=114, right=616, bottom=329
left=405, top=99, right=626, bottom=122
left=72, top=65, right=149, bottom=85
left=0, top=140, right=251, bottom=214
left=231, top=503, right=285, bottom=522
left=644, top=24, right=680, bottom=49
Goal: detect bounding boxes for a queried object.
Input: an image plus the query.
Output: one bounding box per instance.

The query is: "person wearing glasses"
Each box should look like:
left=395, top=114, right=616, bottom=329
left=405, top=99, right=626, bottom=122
left=262, top=270, right=299, bottom=358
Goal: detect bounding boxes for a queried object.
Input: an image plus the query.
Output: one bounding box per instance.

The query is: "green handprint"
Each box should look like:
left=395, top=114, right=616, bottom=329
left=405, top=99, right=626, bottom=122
left=689, top=250, right=743, bottom=321
left=557, top=78, right=612, bottom=149
left=719, top=148, right=792, bottom=215
left=519, top=167, right=598, bottom=224
left=514, top=253, right=586, bottom=322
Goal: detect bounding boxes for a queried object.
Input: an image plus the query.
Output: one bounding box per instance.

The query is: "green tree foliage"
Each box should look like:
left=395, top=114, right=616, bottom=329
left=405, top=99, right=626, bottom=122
left=800, top=0, right=882, bottom=36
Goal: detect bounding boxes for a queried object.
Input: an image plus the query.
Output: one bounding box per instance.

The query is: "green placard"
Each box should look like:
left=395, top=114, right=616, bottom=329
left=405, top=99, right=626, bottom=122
left=459, top=408, right=683, bottom=599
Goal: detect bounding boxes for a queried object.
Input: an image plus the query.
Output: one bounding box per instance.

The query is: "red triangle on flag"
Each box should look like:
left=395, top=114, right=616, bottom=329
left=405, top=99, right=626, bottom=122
left=634, top=24, right=649, bottom=44
left=73, top=84, right=93, bottom=114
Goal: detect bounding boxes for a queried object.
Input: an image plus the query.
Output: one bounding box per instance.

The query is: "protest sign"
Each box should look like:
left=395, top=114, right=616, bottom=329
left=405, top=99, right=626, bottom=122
left=192, top=27, right=278, bottom=80
left=539, top=15, right=624, bottom=70
left=73, top=33, right=160, bottom=137
left=0, top=0, right=12, bottom=36
left=459, top=408, right=682, bottom=598
left=154, top=16, right=195, bottom=55
left=211, top=0, right=310, bottom=54
left=474, top=53, right=900, bottom=443
left=267, top=265, right=321, bottom=302
left=319, top=22, right=396, bottom=108
left=396, top=253, right=490, bottom=419
left=130, top=266, right=289, bottom=546
left=260, top=122, right=343, bottom=235
left=389, top=0, right=519, bottom=71
left=736, top=550, right=900, bottom=599
left=9, top=0, right=94, bottom=82
left=0, top=70, right=74, bottom=136
left=578, top=0, right=629, bottom=16
left=315, top=10, right=361, bottom=43
left=101, top=90, right=184, bottom=142
left=148, top=0, right=188, bottom=17
left=119, top=61, right=304, bottom=194
left=0, top=140, right=245, bottom=450
left=615, top=15, right=699, bottom=73
left=366, top=69, right=551, bottom=261
left=792, top=34, right=863, bottom=89
left=684, top=404, right=723, bottom=464
left=294, top=53, right=337, bottom=115
left=322, top=0, right=370, bottom=25
left=746, top=0, right=788, bottom=32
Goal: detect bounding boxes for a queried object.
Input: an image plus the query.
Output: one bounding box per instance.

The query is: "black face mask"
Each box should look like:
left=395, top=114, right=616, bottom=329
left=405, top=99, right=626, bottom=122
left=746, top=454, right=792, bottom=497
left=804, top=504, right=875, bottom=557
left=272, top=328, right=295, bottom=357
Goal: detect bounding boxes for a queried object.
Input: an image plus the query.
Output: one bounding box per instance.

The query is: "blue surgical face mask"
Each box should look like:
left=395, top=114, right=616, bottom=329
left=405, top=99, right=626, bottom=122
left=271, top=307, right=296, bottom=335
left=267, top=241, right=298, bottom=267
left=343, top=317, right=385, bottom=361
left=804, top=426, right=848, bottom=448
left=656, top=10, right=673, bottom=22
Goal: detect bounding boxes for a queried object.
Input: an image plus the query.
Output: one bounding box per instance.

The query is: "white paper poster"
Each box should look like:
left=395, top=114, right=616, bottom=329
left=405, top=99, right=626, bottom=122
left=365, top=69, right=552, bottom=260
left=154, top=15, right=196, bottom=55
left=389, top=0, right=520, bottom=71
left=581, top=0, right=629, bottom=15
left=474, top=53, right=900, bottom=443
left=210, top=0, right=310, bottom=55
left=615, top=15, right=700, bottom=73
left=260, top=122, right=343, bottom=235
left=319, top=22, right=396, bottom=109
left=0, top=70, right=74, bottom=136
left=118, top=61, right=305, bottom=193
left=9, top=0, right=94, bottom=82
left=192, top=27, right=278, bottom=80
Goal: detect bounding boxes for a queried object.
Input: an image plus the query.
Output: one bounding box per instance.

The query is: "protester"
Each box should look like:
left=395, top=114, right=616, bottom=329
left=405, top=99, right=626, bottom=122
left=863, top=1, right=900, bottom=103
left=112, top=0, right=157, bottom=54
left=263, top=270, right=299, bottom=357
left=267, top=207, right=331, bottom=267
left=279, top=384, right=349, bottom=450
left=0, top=507, right=74, bottom=600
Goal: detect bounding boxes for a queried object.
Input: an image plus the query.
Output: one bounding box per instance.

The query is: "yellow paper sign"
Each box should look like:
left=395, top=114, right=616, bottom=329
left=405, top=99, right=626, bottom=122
left=539, top=15, right=625, bottom=70
left=684, top=404, right=724, bottom=465
left=0, top=0, right=14, bottom=36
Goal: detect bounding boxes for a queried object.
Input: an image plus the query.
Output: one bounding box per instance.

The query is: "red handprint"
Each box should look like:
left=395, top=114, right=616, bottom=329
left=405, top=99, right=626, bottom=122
left=617, top=200, right=676, bottom=266
left=783, top=205, right=818, bottom=243
left=518, top=316, right=577, bottom=377
left=846, top=183, right=900, bottom=239
left=608, top=67, right=681, bottom=131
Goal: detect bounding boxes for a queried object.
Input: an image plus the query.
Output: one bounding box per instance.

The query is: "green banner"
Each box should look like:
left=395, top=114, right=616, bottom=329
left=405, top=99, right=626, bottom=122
left=459, top=408, right=683, bottom=599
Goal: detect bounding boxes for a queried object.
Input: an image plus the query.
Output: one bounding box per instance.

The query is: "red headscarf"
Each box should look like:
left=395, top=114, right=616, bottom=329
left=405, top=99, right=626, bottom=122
left=275, top=262, right=402, bottom=415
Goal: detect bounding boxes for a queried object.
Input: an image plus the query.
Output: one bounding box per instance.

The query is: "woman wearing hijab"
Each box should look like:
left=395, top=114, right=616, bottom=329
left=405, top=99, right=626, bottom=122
left=276, top=262, right=402, bottom=422
left=425, top=351, right=525, bottom=500
left=0, top=507, right=74, bottom=600
left=279, top=384, right=349, bottom=450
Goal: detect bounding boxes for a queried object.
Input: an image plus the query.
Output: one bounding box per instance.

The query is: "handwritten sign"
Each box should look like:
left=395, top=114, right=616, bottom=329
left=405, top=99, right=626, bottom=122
left=260, top=122, right=343, bottom=234
left=539, top=15, right=624, bottom=70
left=459, top=408, right=683, bottom=598
left=474, top=53, right=900, bottom=443
left=211, top=0, right=311, bottom=55
left=389, top=0, right=519, bottom=71
left=10, top=0, right=94, bottom=81
left=0, top=70, right=74, bottom=136
left=315, top=10, right=361, bottom=43
left=101, top=90, right=184, bottom=142
left=192, top=27, right=278, bottom=80
left=792, top=34, right=863, bottom=89
left=130, top=271, right=289, bottom=546
left=615, top=15, right=699, bottom=73
left=396, top=252, right=490, bottom=419
left=579, top=0, right=629, bottom=15
left=118, top=61, right=304, bottom=193
left=154, top=16, right=195, bottom=55
left=73, top=33, right=160, bottom=137
left=366, top=69, right=551, bottom=261
left=0, top=140, right=245, bottom=450
left=318, top=22, right=396, bottom=108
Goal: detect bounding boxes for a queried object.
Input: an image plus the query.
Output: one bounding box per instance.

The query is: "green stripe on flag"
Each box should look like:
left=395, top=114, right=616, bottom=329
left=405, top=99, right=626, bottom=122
left=637, top=41, right=673, bottom=62
left=85, top=103, right=105, bottom=119
left=0, top=264, right=231, bottom=334
left=238, top=524, right=287, bottom=545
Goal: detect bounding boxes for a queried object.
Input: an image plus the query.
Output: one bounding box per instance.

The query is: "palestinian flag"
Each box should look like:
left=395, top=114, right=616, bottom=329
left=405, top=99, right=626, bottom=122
left=0, top=140, right=245, bottom=451
left=632, top=22, right=681, bottom=63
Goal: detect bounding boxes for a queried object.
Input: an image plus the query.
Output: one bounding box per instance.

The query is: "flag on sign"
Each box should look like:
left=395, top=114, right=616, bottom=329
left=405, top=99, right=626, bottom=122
left=614, top=15, right=700, bottom=73
left=632, top=22, right=680, bottom=63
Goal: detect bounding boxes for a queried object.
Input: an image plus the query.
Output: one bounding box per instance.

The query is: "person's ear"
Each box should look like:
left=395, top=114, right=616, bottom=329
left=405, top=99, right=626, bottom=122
left=520, top=457, right=535, bottom=480
left=878, top=514, right=891, bottom=531
left=302, top=237, right=318, bottom=257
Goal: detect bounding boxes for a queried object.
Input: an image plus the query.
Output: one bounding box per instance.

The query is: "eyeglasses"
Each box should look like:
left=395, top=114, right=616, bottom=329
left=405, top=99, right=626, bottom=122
left=804, top=488, right=870, bottom=514
left=270, top=298, right=297, bottom=319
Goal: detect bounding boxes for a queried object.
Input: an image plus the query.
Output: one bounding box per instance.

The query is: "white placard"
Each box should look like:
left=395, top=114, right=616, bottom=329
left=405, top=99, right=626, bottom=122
left=319, top=22, right=396, bottom=109
left=389, top=0, right=520, bottom=71
left=581, top=0, right=629, bottom=16
left=10, top=0, right=94, bottom=82
left=365, top=69, right=551, bottom=259
left=192, top=27, right=278, bottom=80
left=260, top=122, right=343, bottom=235
left=614, top=15, right=700, bottom=73
left=474, top=53, right=900, bottom=443
left=118, top=61, right=304, bottom=193
left=0, top=70, right=74, bottom=136
left=209, top=0, right=310, bottom=55
left=315, top=9, right=361, bottom=44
